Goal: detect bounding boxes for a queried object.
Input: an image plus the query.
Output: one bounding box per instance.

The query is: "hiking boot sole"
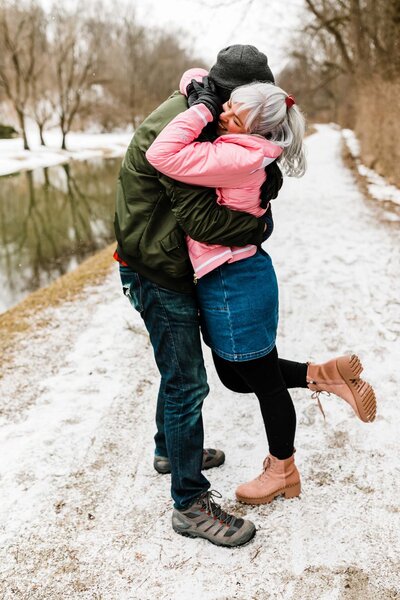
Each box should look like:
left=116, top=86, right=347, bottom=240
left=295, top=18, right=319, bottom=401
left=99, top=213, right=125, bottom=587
left=172, top=517, right=256, bottom=547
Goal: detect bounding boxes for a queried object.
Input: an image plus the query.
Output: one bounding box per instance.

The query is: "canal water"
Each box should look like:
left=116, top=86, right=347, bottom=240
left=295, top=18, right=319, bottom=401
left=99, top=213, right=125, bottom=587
left=0, top=157, right=122, bottom=313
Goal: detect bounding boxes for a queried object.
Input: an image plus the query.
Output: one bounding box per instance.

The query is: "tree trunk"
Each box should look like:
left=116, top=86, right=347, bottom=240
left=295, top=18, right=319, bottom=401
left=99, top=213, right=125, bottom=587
left=61, top=130, right=67, bottom=150
left=350, top=0, right=368, bottom=76
left=16, top=109, right=30, bottom=150
left=38, top=123, right=46, bottom=146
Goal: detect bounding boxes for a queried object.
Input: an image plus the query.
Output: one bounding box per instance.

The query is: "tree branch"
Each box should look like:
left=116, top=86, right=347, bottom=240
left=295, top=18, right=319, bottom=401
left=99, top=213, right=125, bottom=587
left=305, top=0, right=354, bottom=72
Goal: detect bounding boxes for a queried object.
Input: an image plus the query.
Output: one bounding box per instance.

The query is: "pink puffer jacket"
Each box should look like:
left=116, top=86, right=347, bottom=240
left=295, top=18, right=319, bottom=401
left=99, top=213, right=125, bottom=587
left=146, top=69, right=282, bottom=279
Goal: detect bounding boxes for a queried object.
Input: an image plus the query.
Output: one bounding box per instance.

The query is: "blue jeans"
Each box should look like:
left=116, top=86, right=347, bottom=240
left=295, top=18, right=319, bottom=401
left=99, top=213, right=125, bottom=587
left=119, top=266, right=210, bottom=509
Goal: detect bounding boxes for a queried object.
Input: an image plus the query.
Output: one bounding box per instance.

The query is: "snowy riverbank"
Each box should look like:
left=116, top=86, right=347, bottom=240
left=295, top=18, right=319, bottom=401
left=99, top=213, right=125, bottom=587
left=0, top=127, right=133, bottom=177
left=1, top=124, right=399, bottom=599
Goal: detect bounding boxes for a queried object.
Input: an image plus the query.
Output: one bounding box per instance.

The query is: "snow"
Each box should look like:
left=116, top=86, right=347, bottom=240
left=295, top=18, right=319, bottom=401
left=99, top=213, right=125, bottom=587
left=0, top=126, right=133, bottom=177
left=1, top=124, right=400, bottom=598
left=342, top=128, right=400, bottom=208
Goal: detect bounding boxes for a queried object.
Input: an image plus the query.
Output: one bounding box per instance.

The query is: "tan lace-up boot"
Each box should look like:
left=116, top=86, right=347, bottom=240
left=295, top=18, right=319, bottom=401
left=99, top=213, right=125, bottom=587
left=235, top=453, right=301, bottom=505
left=306, top=354, right=376, bottom=422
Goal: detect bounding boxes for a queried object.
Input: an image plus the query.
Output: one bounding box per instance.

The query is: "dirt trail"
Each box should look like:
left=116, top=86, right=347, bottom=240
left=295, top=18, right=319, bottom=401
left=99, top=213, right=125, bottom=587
left=1, top=125, right=399, bottom=600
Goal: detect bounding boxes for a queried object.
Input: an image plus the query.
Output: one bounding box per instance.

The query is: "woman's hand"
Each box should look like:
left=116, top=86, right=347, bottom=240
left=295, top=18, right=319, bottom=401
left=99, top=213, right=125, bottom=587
left=260, top=160, right=283, bottom=206
left=186, top=79, right=203, bottom=107
left=190, top=77, right=222, bottom=122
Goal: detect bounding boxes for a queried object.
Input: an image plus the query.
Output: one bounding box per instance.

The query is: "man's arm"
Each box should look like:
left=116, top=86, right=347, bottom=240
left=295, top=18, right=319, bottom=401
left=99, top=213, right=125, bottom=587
left=261, top=205, right=274, bottom=243
left=133, top=89, right=264, bottom=247
left=159, top=174, right=265, bottom=247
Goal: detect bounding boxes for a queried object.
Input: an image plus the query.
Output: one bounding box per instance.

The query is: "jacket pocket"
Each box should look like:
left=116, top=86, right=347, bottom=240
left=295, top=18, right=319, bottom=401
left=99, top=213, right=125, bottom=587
left=160, top=228, right=183, bottom=253
left=159, top=229, right=192, bottom=277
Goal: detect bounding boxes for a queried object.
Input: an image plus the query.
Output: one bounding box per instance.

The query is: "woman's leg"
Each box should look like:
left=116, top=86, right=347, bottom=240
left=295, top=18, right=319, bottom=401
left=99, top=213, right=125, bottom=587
left=224, top=346, right=301, bottom=504
left=223, top=347, right=297, bottom=460
left=278, top=359, right=308, bottom=389
left=214, top=350, right=376, bottom=424
left=212, top=351, right=308, bottom=394
left=212, top=351, right=251, bottom=393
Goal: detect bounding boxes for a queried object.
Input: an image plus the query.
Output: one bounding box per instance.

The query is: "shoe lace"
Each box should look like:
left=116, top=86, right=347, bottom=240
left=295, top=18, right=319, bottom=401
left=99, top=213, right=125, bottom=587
left=310, top=390, right=329, bottom=420
left=257, top=455, right=271, bottom=480
left=198, top=490, right=235, bottom=526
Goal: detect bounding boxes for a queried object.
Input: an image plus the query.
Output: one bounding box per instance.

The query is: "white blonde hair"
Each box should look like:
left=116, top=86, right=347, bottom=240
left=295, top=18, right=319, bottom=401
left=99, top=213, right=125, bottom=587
left=231, top=82, right=307, bottom=177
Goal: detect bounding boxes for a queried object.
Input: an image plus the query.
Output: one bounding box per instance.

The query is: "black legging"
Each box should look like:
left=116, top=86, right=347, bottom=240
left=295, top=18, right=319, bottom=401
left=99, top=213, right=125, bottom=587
left=212, top=348, right=308, bottom=460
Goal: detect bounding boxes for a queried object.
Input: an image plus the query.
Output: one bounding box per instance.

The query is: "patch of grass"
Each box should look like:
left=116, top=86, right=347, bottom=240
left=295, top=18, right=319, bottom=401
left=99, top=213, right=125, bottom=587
left=0, top=244, right=115, bottom=371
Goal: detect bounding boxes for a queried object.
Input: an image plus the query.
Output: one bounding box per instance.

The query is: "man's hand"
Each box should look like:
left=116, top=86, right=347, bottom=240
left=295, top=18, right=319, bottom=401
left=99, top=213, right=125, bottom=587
left=190, top=77, right=222, bottom=122
left=260, top=160, right=283, bottom=206
left=261, top=205, right=274, bottom=243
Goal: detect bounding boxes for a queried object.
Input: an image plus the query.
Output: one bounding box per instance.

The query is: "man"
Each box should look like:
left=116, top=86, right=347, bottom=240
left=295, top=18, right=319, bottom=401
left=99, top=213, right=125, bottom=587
left=114, top=45, right=281, bottom=547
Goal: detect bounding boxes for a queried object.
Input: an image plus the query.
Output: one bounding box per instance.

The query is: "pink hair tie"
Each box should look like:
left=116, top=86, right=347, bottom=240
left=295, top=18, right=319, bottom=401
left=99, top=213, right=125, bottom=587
left=285, top=95, right=296, bottom=108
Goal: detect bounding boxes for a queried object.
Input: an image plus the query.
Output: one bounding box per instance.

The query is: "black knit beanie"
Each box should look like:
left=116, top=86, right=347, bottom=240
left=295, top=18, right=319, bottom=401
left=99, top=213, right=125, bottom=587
left=209, top=44, right=275, bottom=101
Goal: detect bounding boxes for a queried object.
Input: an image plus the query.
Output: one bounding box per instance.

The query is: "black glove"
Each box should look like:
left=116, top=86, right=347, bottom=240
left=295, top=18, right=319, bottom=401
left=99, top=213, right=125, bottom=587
left=190, top=77, right=222, bottom=122
left=260, top=160, right=283, bottom=207
left=186, top=79, right=203, bottom=107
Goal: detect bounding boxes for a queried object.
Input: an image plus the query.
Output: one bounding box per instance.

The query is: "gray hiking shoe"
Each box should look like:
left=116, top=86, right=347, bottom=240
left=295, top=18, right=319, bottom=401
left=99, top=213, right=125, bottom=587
left=172, top=490, right=256, bottom=547
left=154, top=448, right=225, bottom=475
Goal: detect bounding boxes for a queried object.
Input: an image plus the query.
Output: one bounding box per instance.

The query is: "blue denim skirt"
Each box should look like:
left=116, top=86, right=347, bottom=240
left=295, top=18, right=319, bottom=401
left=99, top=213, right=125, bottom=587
left=195, top=249, right=279, bottom=361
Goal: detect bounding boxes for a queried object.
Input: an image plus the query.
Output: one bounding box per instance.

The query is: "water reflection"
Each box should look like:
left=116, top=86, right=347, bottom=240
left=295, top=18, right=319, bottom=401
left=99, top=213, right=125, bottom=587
left=0, top=157, right=121, bottom=312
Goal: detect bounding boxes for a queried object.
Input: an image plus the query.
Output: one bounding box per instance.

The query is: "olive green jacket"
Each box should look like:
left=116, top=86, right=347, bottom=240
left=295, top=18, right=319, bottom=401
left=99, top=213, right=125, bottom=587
left=114, top=91, right=265, bottom=293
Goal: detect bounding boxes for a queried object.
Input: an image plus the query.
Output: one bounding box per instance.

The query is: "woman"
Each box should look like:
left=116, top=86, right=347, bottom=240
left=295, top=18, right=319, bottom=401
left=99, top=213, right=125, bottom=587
left=146, top=73, right=376, bottom=505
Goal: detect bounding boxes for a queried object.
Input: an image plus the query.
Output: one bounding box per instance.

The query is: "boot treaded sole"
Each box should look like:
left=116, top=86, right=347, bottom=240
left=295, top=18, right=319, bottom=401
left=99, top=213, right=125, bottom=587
left=236, top=481, right=301, bottom=505
left=173, top=526, right=256, bottom=547
left=336, top=355, right=377, bottom=422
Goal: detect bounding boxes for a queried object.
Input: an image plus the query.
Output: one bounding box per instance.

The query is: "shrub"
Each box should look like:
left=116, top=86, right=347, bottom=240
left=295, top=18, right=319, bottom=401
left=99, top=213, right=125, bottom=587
left=0, top=124, right=18, bottom=139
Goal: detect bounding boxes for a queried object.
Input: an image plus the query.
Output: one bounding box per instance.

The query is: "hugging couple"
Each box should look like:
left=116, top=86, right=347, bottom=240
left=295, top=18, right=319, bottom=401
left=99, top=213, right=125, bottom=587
left=114, top=44, right=376, bottom=547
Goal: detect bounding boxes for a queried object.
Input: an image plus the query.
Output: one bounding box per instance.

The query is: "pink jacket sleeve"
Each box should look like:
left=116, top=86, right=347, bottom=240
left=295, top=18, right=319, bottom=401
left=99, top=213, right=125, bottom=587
left=146, top=104, right=270, bottom=188
left=179, top=68, right=209, bottom=96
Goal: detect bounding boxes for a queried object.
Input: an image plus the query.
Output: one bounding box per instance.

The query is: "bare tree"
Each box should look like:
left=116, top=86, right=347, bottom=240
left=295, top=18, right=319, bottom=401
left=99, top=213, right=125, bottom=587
left=48, top=6, right=106, bottom=149
left=281, top=0, right=400, bottom=123
left=29, top=68, right=54, bottom=146
left=146, top=30, right=207, bottom=107
left=0, top=0, right=210, bottom=142
left=0, top=0, right=46, bottom=149
left=303, top=0, right=400, bottom=78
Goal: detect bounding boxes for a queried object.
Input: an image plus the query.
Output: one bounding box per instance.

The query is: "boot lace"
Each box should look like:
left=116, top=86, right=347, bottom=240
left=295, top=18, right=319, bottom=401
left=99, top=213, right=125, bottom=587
left=257, top=456, right=271, bottom=481
left=310, top=390, right=330, bottom=420
left=197, top=490, right=235, bottom=526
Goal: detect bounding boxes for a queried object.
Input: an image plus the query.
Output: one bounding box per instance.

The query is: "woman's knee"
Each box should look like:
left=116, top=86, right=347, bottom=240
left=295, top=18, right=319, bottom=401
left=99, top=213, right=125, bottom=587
left=212, top=352, right=252, bottom=393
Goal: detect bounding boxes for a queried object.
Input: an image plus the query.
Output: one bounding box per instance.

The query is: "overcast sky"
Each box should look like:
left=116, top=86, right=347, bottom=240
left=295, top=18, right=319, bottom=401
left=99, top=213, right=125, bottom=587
left=134, top=0, right=306, bottom=73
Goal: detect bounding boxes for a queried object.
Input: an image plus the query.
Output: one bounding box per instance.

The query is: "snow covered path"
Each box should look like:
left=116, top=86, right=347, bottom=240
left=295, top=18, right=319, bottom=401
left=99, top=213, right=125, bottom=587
left=1, top=125, right=399, bottom=599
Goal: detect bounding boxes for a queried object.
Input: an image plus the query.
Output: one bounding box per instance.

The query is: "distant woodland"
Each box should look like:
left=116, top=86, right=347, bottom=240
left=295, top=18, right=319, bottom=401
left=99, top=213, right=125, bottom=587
left=279, top=0, right=400, bottom=185
left=0, top=1, right=205, bottom=149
